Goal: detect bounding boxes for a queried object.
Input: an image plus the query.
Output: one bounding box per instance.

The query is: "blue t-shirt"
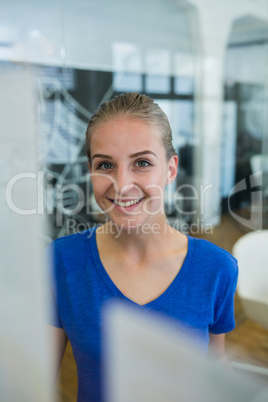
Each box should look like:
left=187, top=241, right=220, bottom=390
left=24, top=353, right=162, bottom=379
left=48, top=225, right=238, bottom=402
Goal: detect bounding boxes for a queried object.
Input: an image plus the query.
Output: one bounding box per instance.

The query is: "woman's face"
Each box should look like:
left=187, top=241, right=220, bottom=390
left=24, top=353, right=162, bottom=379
left=89, top=116, right=178, bottom=230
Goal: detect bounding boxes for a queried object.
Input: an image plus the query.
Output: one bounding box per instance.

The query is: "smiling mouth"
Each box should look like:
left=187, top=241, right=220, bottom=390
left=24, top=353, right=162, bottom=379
left=109, top=197, right=144, bottom=208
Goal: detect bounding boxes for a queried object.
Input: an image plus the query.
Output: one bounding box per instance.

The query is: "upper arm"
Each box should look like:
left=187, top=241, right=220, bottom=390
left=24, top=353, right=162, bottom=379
left=208, top=333, right=225, bottom=357
left=209, top=333, right=233, bottom=369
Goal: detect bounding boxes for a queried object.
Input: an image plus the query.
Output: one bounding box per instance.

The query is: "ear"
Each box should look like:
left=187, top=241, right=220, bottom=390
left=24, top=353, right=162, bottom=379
left=166, top=155, right=178, bottom=185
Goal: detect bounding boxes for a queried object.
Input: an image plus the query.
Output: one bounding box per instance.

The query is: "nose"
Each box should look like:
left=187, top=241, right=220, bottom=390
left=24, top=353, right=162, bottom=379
left=114, top=166, right=136, bottom=195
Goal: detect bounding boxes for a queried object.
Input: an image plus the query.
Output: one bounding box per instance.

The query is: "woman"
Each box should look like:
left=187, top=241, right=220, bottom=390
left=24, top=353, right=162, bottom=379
left=48, top=93, right=238, bottom=401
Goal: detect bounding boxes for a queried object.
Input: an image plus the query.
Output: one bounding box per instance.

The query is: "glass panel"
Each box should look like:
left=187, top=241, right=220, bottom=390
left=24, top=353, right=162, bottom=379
left=223, top=15, right=268, bottom=230
left=2, top=2, right=268, bottom=401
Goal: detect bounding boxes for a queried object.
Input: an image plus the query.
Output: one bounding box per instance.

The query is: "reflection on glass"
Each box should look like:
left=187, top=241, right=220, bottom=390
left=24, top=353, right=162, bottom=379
left=222, top=15, right=268, bottom=228
left=2, top=2, right=268, bottom=399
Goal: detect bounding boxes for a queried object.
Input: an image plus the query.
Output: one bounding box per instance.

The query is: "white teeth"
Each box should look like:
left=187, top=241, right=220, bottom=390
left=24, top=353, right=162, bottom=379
left=113, top=198, right=142, bottom=207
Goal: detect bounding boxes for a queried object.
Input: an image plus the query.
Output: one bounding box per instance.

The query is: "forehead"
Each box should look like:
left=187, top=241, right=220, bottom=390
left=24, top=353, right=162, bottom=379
left=90, top=117, right=163, bottom=152
left=91, top=116, right=161, bottom=145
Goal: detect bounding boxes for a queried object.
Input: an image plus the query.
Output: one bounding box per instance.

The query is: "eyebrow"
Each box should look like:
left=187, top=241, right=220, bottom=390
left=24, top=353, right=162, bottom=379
left=91, top=150, right=157, bottom=161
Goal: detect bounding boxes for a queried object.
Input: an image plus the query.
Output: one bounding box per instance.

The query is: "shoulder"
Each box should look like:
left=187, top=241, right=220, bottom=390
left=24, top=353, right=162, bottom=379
left=47, top=227, right=99, bottom=281
left=48, top=226, right=97, bottom=261
left=191, top=236, right=237, bottom=261
left=188, top=235, right=238, bottom=279
left=52, top=227, right=96, bottom=247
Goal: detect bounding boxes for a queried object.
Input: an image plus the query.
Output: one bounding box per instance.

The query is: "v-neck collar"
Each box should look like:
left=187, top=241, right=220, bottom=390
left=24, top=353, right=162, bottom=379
left=89, top=225, right=195, bottom=308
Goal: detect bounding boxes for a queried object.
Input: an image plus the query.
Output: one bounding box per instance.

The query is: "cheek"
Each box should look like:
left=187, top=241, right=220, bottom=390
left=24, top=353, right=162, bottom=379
left=91, top=175, right=114, bottom=193
left=142, top=183, right=165, bottom=205
left=145, top=171, right=166, bottom=191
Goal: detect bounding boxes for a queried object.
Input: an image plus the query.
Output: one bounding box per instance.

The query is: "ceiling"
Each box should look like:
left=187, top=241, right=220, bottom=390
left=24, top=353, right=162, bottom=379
left=0, top=0, right=267, bottom=72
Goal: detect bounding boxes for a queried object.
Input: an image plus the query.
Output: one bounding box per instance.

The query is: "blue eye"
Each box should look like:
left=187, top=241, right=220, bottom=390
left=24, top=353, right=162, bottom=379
left=136, top=160, right=150, bottom=167
left=97, top=162, right=113, bottom=170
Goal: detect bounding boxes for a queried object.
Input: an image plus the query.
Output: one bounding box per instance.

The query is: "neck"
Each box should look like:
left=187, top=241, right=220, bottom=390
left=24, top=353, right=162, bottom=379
left=99, top=217, right=177, bottom=254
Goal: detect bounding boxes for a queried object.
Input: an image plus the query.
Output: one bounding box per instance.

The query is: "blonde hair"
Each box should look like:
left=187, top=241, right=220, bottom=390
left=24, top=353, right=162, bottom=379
left=86, top=92, right=177, bottom=164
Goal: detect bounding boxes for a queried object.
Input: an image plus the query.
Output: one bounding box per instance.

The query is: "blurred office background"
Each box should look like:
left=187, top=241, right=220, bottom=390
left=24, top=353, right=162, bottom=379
left=0, top=0, right=267, bottom=400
